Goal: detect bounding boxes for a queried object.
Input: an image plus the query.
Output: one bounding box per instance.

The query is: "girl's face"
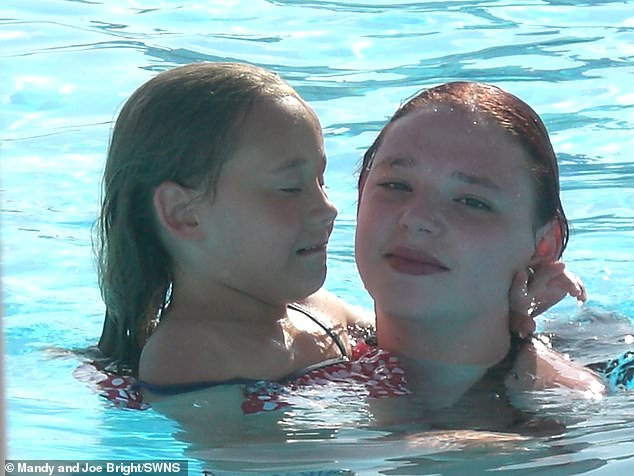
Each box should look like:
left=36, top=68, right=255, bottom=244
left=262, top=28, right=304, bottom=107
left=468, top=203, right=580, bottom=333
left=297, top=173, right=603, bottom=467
left=355, top=104, right=543, bottom=322
left=194, top=96, right=337, bottom=304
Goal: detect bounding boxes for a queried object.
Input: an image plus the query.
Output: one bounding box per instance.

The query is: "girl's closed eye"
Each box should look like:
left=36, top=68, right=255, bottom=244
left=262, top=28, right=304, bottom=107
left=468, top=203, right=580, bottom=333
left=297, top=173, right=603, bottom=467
left=454, top=196, right=493, bottom=211
left=279, top=186, right=303, bottom=194
left=377, top=180, right=412, bottom=192
left=280, top=173, right=329, bottom=195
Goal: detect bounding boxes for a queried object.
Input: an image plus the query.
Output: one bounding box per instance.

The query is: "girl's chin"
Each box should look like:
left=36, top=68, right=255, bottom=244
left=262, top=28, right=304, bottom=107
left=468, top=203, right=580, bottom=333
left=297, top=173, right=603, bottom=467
left=375, top=303, right=433, bottom=320
left=371, top=290, right=436, bottom=314
left=292, top=275, right=327, bottom=299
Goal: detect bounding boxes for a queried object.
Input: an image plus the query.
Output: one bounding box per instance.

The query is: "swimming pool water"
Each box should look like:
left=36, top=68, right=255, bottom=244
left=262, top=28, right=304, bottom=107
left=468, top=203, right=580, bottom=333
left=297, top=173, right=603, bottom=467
left=2, top=0, right=634, bottom=474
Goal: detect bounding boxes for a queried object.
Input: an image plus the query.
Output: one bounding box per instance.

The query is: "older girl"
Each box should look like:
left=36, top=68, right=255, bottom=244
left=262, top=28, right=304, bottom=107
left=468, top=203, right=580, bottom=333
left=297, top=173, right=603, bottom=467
left=355, top=82, right=605, bottom=423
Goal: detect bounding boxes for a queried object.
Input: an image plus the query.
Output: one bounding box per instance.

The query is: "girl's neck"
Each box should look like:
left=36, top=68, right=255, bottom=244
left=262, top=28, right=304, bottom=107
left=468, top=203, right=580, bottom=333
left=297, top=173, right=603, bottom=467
left=376, top=306, right=511, bottom=408
left=167, top=271, right=290, bottom=326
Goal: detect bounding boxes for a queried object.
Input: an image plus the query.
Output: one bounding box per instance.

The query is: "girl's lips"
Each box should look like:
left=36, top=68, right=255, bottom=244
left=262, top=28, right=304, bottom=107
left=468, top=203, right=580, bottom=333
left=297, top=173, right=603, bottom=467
left=384, top=247, right=449, bottom=276
left=297, top=242, right=328, bottom=256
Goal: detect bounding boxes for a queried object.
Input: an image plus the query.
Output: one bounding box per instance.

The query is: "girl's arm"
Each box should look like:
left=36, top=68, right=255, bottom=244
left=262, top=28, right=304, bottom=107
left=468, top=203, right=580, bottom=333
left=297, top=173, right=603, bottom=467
left=507, top=262, right=602, bottom=394
left=508, top=337, right=606, bottom=395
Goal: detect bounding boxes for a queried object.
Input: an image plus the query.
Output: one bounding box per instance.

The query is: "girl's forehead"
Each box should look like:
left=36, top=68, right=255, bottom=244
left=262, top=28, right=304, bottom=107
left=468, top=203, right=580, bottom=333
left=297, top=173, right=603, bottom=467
left=253, top=95, right=317, bottom=119
left=223, top=95, right=326, bottom=173
left=399, top=102, right=499, bottom=131
left=239, top=96, right=321, bottom=139
left=374, top=103, right=536, bottom=190
left=379, top=103, right=519, bottom=159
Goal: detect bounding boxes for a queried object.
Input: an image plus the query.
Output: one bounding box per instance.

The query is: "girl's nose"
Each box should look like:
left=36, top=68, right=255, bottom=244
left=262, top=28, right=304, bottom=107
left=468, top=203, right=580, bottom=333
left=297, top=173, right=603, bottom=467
left=314, top=187, right=338, bottom=226
left=398, top=198, right=444, bottom=236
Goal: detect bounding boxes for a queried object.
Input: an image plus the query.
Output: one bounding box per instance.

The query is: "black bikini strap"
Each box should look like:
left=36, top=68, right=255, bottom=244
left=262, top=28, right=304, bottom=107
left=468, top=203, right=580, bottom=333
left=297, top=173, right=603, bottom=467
left=288, top=303, right=349, bottom=359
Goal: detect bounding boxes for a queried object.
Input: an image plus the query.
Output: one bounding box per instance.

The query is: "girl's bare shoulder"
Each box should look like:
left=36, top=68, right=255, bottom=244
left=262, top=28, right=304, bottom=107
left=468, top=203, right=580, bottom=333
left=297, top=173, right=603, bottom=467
left=299, top=289, right=375, bottom=329
left=139, top=318, right=233, bottom=386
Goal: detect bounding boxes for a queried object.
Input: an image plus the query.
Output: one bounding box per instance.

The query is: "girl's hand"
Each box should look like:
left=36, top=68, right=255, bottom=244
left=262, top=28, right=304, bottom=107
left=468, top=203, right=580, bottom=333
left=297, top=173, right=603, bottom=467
left=509, top=261, right=587, bottom=338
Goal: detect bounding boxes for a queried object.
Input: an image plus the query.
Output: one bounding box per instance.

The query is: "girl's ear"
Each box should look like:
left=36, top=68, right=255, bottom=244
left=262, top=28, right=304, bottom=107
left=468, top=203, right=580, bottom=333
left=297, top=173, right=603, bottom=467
left=530, top=219, right=563, bottom=265
left=153, top=182, right=204, bottom=240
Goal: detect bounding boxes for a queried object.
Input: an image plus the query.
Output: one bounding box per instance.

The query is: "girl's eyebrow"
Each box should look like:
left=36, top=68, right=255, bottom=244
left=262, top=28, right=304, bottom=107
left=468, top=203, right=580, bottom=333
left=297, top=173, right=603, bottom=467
left=451, top=171, right=501, bottom=192
left=375, top=157, right=502, bottom=192
left=374, top=156, right=416, bottom=169
left=268, top=156, right=327, bottom=174
left=269, top=158, right=308, bottom=173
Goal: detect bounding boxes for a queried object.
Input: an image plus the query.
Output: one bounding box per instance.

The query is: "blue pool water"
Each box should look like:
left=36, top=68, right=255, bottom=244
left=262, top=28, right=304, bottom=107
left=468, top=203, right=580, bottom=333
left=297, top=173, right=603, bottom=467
left=2, top=0, right=634, bottom=474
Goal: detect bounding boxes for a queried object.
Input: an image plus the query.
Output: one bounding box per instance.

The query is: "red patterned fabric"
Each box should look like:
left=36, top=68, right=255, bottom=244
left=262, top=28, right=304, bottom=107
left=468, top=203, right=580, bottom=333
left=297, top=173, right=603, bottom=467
left=73, top=362, right=149, bottom=410
left=240, top=342, right=410, bottom=413
left=77, top=341, right=410, bottom=414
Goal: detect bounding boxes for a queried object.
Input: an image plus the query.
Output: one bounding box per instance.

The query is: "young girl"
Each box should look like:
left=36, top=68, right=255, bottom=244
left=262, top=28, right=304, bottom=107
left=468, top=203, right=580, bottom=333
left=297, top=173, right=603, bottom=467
left=355, top=81, right=606, bottom=427
left=94, top=61, right=362, bottom=398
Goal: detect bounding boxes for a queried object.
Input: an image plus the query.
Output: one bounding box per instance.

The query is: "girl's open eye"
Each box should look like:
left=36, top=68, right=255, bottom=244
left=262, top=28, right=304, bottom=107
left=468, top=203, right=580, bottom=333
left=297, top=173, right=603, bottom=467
left=378, top=181, right=412, bottom=192
left=455, top=196, right=492, bottom=211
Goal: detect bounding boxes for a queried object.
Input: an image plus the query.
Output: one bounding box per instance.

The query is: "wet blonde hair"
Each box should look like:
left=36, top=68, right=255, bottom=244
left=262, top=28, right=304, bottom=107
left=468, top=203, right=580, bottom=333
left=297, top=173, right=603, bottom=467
left=96, top=62, right=299, bottom=374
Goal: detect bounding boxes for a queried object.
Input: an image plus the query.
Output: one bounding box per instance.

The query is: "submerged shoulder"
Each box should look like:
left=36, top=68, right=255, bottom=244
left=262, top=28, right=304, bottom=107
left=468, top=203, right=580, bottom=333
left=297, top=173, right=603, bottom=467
left=508, top=337, right=606, bottom=395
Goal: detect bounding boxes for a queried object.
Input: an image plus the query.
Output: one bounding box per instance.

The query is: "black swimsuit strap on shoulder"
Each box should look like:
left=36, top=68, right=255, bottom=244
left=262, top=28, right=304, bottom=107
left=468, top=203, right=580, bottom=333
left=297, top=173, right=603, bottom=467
left=139, top=304, right=349, bottom=396
left=288, top=302, right=349, bottom=359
